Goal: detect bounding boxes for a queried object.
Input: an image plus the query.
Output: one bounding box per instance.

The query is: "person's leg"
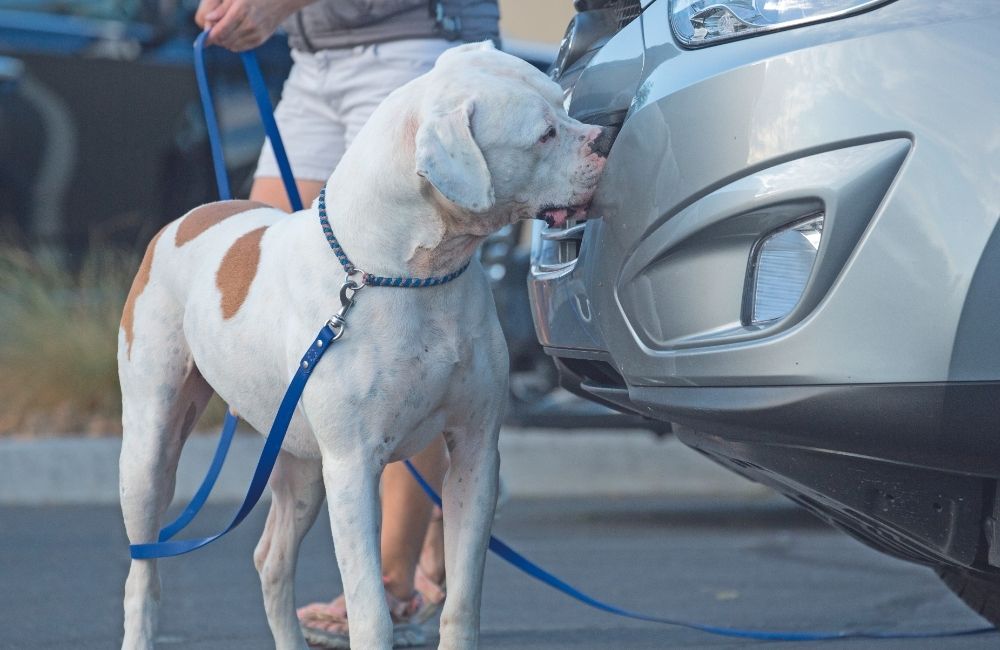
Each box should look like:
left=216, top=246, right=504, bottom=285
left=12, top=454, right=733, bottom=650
left=335, top=39, right=457, bottom=605
left=250, top=177, right=325, bottom=213
left=251, top=49, right=346, bottom=211
left=380, top=435, right=449, bottom=600
left=418, top=506, right=446, bottom=587
left=296, top=41, right=456, bottom=644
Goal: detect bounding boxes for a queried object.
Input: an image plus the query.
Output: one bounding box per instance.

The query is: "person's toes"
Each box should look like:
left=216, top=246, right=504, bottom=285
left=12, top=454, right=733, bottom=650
left=297, top=594, right=348, bottom=625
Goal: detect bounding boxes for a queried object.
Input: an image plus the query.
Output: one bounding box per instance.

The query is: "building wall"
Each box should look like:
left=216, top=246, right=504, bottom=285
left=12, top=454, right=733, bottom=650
left=499, top=0, right=575, bottom=46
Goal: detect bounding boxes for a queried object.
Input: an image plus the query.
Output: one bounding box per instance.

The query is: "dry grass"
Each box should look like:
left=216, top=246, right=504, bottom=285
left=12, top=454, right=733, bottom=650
left=0, top=246, right=129, bottom=434
left=0, top=245, right=227, bottom=436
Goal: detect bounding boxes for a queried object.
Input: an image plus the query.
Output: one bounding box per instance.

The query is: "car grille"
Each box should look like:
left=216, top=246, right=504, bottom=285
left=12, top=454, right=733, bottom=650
left=535, top=221, right=587, bottom=272
left=613, top=0, right=643, bottom=29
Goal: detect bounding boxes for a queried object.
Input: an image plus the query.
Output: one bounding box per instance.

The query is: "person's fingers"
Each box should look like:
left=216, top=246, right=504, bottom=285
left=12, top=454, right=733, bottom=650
left=194, top=0, right=223, bottom=28
left=220, top=0, right=280, bottom=51
left=234, top=32, right=269, bottom=51
left=216, top=21, right=266, bottom=52
left=226, top=33, right=257, bottom=52
left=206, top=0, right=247, bottom=47
left=204, top=0, right=238, bottom=23
left=204, top=3, right=227, bottom=23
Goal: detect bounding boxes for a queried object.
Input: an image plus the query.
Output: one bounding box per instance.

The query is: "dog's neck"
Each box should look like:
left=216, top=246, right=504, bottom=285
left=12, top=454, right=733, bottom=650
left=318, top=105, right=494, bottom=280
left=319, top=178, right=483, bottom=280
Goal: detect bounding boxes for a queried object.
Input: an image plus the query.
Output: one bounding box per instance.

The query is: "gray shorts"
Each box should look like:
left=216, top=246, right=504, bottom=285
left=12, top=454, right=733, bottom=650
left=255, top=38, right=456, bottom=182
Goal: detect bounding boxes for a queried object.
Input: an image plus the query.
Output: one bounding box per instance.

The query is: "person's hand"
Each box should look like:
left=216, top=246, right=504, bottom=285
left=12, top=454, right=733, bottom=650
left=196, top=0, right=304, bottom=52
left=194, top=0, right=223, bottom=31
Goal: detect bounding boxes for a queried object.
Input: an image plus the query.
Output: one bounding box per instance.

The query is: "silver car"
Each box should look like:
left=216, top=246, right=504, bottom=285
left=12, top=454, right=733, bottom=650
left=529, top=0, right=1000, bottom=625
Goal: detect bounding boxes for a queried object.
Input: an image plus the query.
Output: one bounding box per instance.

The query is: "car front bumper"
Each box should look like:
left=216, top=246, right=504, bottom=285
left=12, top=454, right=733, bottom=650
left=529, top=0, right=1000, bottom=567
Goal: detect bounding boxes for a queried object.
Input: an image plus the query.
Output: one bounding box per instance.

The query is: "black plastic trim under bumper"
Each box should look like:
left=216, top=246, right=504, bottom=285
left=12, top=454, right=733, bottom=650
left=630, top=382, right=1000, bottom=477
left=630, top=381, right=1000, bottom=569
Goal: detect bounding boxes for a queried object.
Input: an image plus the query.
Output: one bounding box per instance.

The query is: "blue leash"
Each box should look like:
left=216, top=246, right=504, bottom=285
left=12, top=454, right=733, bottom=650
left=192, top=31, right=302, bottom=211
left=147, top=33, right=304, bottom=551
left=132, top=324, right=341, bottom=558
left=134, top=33, right=308, bottom=557
left=133, top=30, right=470, bottom=558
left=403, top=463, right=995, bottom=642
left=133, top=33, right=997, bottom=642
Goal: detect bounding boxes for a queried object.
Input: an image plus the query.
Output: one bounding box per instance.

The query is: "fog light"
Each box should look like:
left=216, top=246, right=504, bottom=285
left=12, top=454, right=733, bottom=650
left=746, top=214, right=823, bottom=324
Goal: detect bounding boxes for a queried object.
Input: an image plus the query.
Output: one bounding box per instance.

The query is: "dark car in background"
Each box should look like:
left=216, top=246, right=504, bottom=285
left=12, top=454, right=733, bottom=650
left=0, top=0, right=292, bottom=249
left=0, top=0, right=662, bottom=431
left=532, top=0, right=1000, bottom=625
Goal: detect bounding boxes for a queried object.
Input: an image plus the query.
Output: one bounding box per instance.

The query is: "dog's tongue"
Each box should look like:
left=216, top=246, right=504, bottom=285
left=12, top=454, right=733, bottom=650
left=544, top=208, right=570, bottom=227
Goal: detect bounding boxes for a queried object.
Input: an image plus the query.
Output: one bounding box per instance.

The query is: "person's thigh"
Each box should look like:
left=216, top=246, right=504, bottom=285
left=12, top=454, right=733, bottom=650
left=255, top=50, right=349, bottom=190
left=250, top=177, right=325, bottom=213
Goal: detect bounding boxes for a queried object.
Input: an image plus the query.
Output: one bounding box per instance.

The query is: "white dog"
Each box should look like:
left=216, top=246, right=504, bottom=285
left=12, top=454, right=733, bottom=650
left=118, top=42, right=608, bottom=650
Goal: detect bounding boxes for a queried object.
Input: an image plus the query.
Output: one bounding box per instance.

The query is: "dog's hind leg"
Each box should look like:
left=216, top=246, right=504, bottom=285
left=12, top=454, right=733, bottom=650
left=254, top=450, right=325, bottom=650
left=437, top=416, right=502, bottom=650
left=118, top=307, right=213, bottom=650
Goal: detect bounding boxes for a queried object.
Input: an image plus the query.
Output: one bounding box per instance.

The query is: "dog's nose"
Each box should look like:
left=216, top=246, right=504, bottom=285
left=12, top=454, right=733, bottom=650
left=587, top=126, right=617, bottom=158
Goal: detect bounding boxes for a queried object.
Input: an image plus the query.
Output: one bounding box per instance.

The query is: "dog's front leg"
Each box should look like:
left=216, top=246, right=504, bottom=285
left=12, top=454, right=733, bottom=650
left=438, top=418, right=502, bottom=650
left=255, top=450, right=325, bottom=650
left=322, top=453, right=394, bottom=650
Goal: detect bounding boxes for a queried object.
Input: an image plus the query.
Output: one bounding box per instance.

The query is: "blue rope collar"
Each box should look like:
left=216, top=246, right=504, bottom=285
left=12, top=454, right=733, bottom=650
left=318, top=186, right=471, bottom=288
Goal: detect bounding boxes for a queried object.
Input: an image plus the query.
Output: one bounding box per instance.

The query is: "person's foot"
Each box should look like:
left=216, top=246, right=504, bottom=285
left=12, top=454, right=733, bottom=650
left=415, top=506, right=447, bottom=599
left=413, top=564, right=446, bottom=623
left=297, top=572, right=446, bottom=648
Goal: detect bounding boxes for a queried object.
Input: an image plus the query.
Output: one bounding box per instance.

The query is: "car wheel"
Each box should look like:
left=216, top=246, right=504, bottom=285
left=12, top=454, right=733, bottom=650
left=937, top=566, right=1000, bottom=627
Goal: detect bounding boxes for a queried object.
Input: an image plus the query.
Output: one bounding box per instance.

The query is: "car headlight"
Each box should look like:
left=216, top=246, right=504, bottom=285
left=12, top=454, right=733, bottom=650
left=669, top=0, right=895, bottom=47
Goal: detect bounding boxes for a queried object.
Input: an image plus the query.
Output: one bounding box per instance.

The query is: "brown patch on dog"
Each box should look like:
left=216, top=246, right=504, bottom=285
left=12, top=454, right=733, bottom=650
left=121, top=227, right=165, bottom=359
left=175, top=200, right=270, bottom=247
left=401, top=112, right=419, bottom=155
left=216, top=226, right=268, bottom=319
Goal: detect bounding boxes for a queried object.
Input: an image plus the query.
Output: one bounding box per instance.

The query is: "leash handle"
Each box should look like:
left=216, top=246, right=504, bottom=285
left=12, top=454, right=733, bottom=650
left=193, top=31, right=231, bottom=200
left=192, top=31, right=303, bottom=211
left=239, top=46, right=303, bottom=212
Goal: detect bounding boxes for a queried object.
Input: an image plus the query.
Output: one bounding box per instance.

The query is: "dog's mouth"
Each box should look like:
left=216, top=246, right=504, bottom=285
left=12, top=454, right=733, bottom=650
left=537, top=203, right=592, bottom=228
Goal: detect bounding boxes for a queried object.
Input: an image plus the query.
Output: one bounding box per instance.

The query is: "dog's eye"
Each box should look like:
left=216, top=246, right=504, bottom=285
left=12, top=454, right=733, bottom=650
left=539, top=126, right=556, bottom=144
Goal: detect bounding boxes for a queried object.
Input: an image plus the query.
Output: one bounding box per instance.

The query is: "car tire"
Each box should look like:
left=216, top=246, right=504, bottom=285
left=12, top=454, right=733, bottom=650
left=936, top=566, right=1000, bottom=627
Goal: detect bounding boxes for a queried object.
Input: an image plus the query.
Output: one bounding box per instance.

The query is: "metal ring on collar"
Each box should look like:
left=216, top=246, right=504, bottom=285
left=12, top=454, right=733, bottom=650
left=345, top=267, right=368, bottom=288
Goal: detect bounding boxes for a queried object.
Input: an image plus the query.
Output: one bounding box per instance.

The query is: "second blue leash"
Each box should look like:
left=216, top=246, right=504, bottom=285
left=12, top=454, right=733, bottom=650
left=403, top=464, right=995, bottom=641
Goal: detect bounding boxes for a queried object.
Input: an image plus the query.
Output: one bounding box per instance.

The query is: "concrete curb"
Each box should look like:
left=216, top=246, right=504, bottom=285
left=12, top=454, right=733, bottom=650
left=0, top=428, right=771, bottom=505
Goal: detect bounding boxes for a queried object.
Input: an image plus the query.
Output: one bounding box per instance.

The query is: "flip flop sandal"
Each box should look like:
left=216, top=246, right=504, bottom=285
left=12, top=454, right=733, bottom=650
left=297, top=594, right=347, bottom=626
left=413, top=565, right=446, bottom=624
left=300, top=587, right=430, bottom=649
left=301, top=621, right=427, bottom=649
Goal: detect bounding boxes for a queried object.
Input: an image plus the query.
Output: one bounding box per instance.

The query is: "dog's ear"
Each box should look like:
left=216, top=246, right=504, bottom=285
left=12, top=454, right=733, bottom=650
left=415, top=99, right=495, bottom=213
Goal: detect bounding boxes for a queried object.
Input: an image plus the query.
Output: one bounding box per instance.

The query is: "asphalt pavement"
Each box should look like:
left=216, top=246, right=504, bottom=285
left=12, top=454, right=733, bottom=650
left=2, top=495, right=995, bottom=649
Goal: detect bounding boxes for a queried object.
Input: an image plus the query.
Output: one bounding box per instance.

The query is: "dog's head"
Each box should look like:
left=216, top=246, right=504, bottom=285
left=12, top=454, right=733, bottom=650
left=413, top=42, right=611, bottom=231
